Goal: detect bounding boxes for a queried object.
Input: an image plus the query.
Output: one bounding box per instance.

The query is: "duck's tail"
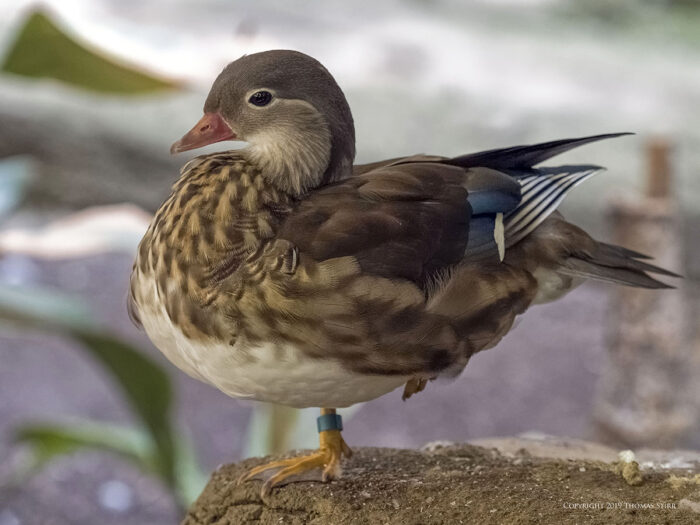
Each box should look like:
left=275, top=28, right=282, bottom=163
left=451, top=132, right=680, bottom=288
left=558, top=240, right=680, bottom=289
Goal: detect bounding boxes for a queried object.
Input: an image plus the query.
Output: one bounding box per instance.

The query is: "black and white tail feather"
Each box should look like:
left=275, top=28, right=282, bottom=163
left=452, top=133, right=679, bottom=289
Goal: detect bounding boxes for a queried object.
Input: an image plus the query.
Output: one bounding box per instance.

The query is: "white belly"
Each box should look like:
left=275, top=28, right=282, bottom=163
left=136, top=280, right=407, bottom=408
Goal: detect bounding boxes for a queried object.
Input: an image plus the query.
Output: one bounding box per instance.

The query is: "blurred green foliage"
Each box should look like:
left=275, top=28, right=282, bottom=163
left=1, top=9, right=180, bottom=94
left=0, top=157, right=33, bottom=220
left=553, top=0, right=700, bottom=46
left=0, top=158, right=204, bottom=507
left=0, top=285, right=207, bottom=507
left=245, top=403, right=361, bottom=459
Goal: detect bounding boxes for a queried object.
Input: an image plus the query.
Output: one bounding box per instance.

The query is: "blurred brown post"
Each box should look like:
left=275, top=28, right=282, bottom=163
left=645, top=138, right=673, bottom=199
left=594, top=137, right=694, bottom=449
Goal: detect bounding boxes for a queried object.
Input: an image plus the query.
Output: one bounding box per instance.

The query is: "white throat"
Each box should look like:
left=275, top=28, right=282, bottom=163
left=245, top=124, right=332, bottom=195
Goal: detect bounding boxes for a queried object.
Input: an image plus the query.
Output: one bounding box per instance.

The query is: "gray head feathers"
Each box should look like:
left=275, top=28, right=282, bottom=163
left=205, top=50, right=356, bottom=194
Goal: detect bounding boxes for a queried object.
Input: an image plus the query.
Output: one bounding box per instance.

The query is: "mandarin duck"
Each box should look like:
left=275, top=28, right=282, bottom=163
left=129, top=50, right=678, bottom=497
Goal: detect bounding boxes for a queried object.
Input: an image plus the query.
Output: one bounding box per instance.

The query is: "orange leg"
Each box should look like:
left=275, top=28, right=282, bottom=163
left=237, top=408, right=352, bottom=498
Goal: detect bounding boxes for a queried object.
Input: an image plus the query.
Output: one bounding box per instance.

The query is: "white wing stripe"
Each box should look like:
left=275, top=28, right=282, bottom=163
left=506, top=175, right=584, bottom=237
left=506, top=172, right=588, bottom=232
left=504, top=169, right=598, bottom=241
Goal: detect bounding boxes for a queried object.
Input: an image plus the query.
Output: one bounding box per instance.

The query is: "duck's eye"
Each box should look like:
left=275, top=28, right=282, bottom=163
left=248, top=90, right=272, bottom=107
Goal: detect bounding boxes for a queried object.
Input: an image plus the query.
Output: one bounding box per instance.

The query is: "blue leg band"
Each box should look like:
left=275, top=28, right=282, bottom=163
left=317, top=413, right=343, bottom=432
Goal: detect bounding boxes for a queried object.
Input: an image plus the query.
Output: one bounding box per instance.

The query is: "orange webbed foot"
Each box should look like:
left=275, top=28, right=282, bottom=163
left=237, top=426, right=351, bottom=499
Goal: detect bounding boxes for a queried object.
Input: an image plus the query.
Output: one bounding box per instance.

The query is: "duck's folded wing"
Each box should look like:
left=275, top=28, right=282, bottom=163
left=271, top=162, right=525, bottom=377
left=350, top=134, right=635, bottom=265
left=278, top=162, right=519, bottom=286
left=352, top=154, right=446, bottom=176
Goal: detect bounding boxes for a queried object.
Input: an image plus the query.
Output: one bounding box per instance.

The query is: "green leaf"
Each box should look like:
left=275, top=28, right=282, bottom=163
left=2, top=9, right=180, bottom=94
left=0, top=285, right=176, bottom=486
left=14, top=421, right=155, bottom=474
left=12, top=420, right=207, bottom=506
left=0, top=284, right=96, bottom=331
left=244, top=403, right=301, bottom=457
left=0, top=284, right=211, bottom=506
left=0, top=156, right=34, bottom=218
left=173, top=435, right=209, bottom=505
left=72, top=330, right=176, bottom=486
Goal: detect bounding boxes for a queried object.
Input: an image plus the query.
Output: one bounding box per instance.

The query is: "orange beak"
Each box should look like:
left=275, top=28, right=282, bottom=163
left=170, top=112, right=237, bottom=154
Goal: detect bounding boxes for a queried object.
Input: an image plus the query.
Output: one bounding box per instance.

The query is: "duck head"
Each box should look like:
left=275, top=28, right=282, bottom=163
left=171, top=50, right=355, bottom=195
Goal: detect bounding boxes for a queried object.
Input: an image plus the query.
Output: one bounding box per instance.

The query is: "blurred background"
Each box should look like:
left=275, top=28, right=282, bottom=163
left=0, top=0, right=699, bottom=523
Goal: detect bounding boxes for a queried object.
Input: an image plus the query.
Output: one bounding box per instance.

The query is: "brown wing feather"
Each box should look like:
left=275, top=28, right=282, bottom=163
left=278, top=162, right=472, bottom=285
left=427, top=262, right=538, bottom=353
left=264, top=161, right=539, bottom=380
left=352, top=154, right=447, bottom=175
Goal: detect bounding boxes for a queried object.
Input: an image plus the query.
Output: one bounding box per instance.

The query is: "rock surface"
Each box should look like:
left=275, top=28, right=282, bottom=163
left=184, top=440, right=700, bottom=525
